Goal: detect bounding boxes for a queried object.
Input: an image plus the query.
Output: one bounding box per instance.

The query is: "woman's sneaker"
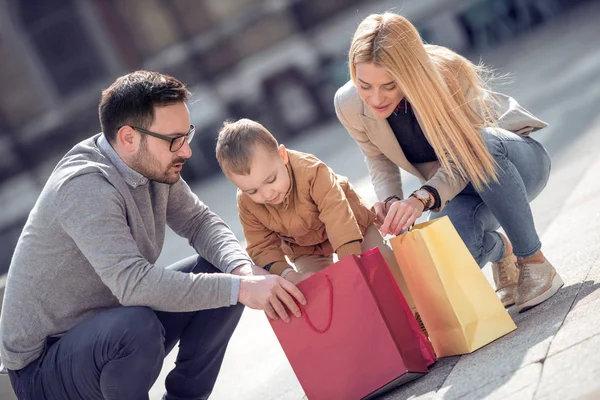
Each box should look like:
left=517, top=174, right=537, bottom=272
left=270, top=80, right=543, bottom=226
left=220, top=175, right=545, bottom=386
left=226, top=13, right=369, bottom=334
left=515, top=258, right=564, bottom=312
left=492, top=253, right=519, bottom=307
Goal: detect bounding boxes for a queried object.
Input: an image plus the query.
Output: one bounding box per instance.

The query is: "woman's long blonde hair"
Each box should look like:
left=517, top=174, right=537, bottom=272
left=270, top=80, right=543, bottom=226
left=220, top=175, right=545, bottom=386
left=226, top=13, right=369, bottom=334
left=349, top=13, right=498, bottom=190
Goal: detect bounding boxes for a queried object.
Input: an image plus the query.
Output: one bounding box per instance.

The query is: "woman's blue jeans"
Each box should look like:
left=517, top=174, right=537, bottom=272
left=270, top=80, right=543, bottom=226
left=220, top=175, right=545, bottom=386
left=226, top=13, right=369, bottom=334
left=430, top=128, right=551, bottom=267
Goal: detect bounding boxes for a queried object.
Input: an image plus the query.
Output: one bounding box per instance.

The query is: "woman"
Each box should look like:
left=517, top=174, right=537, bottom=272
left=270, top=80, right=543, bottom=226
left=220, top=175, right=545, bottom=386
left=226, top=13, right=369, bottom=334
left=334, top=12, right=563, bottom=312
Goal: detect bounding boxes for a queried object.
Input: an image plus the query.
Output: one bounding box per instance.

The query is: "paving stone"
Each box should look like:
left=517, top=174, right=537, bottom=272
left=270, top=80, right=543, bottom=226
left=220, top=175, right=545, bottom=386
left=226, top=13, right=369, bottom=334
left=577, top=388, right=600, bottom=400
left=502, top=387, right=537, bottom=400
left=457, top=363, right=541, bottom=400
left=571, top=256, right=600, bottom=311
left=534, top=334, right=600, bottom=400
left=540, top=213, right=600, bottom=289
left=380, top=356, right=460, bottom=400
left=204, top=310, right=304, bottom=400
left=438, top=296, right=570, bottom=400
left=547, top=268, right=600, bottom=356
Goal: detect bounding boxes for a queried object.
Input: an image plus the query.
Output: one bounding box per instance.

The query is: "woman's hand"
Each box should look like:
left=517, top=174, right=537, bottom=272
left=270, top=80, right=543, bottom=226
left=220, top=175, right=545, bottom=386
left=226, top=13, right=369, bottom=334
left=373, top=202, right=387, bottom=228
left=380, top=197, right=425, bottom=236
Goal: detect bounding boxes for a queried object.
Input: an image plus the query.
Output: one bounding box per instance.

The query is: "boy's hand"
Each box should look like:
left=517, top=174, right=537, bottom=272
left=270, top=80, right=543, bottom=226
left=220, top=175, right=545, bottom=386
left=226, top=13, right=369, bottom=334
left=238, top=274, right=306, bottom=323
left=283, top=270, right=314, bottom=286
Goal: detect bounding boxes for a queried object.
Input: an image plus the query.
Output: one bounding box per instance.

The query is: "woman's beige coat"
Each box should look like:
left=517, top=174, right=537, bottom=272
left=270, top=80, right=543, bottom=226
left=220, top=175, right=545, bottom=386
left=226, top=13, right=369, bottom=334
left=333, top=80, right=548, bottom=212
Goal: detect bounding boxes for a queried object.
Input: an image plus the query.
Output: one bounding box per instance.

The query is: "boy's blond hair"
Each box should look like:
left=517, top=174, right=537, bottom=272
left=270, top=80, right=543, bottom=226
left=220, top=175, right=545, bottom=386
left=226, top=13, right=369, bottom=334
left=216, top=118, right=279, bottom=176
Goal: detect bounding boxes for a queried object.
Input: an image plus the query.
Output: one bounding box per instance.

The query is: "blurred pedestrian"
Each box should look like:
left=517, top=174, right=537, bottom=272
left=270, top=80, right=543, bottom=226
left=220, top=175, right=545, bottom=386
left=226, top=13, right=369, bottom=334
left=0, top=70, right=305, bottom=400
left=334, top=13, right=563, bottom=312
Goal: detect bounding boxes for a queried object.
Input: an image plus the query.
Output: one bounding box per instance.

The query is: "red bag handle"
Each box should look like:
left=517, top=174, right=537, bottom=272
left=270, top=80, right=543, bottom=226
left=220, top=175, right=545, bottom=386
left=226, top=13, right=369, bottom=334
left=300, top=275, right=333, bottom=334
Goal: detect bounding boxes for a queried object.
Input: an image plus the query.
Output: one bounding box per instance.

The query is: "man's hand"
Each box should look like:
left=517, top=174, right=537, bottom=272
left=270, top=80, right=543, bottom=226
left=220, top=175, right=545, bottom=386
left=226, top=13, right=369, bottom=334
left=380, top=197, right=425, bottom=236
left=238, top=274, right=306, bottom=323
left=283, top=270, right=314, bottom=286
left=231, top=263, right=269, bottom=276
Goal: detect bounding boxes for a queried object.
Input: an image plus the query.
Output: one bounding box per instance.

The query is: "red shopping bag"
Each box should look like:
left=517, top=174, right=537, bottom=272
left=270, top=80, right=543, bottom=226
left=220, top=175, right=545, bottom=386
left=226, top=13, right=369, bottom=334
left=359, top=248, right=436, bottom=367
left=269, top=248, right=434, bottom=400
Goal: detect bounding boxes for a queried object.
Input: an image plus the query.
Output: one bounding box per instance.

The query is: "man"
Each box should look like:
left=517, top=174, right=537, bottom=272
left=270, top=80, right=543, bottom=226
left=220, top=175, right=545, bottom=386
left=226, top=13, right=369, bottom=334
left=0, top=71, right=305, bottom=400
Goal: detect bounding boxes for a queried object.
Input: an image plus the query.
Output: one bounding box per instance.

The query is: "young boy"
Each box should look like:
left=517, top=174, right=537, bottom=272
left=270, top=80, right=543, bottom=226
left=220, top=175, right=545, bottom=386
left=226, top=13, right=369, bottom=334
left=216, top=119, right=414, bottom=310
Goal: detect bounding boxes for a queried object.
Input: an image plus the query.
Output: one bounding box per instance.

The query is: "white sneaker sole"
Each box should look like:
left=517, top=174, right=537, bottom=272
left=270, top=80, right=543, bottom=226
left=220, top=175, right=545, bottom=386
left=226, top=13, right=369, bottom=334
left=516, top=273, right=565, bottom=313
left=502, top=298, right=516, bottom=308
left=496, top=289, right=516, bottom=308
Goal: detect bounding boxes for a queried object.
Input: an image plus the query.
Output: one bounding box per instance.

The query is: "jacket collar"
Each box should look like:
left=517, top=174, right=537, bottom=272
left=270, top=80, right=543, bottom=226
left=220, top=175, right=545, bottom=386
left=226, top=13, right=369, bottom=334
left=278, top=160, right=295, bottom=211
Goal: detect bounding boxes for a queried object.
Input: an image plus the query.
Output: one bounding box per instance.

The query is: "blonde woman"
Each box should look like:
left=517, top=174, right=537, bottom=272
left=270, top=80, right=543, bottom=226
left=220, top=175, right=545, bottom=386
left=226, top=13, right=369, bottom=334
left=334, top=12, right=563, bottom=312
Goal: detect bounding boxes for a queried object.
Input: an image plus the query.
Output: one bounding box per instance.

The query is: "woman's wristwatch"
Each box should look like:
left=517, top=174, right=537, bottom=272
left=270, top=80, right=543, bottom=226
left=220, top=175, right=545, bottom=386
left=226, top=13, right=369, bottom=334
left=409, top=189, right=433, bottom=211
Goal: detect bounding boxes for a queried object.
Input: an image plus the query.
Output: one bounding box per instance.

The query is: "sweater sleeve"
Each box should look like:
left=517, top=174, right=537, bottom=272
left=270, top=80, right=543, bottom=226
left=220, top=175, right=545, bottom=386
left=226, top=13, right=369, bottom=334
left=238, top=195, right=290, bottom=276
left=57, top=174, right=238, bottom=311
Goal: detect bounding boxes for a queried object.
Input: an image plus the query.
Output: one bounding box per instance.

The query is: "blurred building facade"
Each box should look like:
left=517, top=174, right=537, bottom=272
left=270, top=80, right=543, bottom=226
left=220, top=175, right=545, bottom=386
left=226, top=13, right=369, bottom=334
left=0, top=0, right=586, bottom=272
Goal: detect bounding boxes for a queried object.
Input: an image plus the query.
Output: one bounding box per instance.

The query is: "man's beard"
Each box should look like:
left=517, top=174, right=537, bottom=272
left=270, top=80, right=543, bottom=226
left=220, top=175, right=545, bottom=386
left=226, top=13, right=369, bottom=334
left=130, top=142, right=186, bottom=184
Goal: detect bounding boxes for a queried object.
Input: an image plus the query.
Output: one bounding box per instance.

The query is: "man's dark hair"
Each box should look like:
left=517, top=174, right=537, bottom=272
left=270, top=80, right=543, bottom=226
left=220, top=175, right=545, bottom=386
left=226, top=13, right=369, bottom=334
left=99, top=70, right=191, bottom=142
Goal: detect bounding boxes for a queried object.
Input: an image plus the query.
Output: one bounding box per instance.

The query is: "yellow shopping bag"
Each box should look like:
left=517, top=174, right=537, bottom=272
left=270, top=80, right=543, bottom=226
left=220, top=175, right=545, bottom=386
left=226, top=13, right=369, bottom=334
left=389, top=216, right=516, bottom=357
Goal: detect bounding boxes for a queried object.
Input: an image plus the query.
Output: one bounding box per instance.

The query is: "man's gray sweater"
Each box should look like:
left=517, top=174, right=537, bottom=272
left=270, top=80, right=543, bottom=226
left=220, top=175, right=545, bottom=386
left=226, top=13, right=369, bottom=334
left=0, top=134, right=251, bottom=371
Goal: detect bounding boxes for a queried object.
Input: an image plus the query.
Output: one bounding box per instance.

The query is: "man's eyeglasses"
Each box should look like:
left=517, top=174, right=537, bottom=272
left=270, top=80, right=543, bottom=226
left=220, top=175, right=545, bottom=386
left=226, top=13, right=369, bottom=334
left=129, top=125, right=195, bottom=152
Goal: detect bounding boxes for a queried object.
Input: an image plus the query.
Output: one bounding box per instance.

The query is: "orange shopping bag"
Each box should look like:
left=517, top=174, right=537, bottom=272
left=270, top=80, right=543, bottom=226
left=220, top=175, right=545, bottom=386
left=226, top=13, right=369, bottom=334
left=389, top=216, right=516, bottom=357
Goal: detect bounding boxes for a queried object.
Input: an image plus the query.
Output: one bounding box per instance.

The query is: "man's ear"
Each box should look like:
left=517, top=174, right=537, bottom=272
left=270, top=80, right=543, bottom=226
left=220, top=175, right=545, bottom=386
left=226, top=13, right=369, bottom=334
left=278, top=144, right=288, bottom=164
left=115, top=126, right=139, bottom=153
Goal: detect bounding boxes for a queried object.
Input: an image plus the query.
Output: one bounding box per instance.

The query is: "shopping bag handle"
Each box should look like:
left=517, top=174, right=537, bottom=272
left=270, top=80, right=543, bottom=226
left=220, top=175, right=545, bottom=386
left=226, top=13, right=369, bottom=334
left=300, top=275, right=333, bottom=334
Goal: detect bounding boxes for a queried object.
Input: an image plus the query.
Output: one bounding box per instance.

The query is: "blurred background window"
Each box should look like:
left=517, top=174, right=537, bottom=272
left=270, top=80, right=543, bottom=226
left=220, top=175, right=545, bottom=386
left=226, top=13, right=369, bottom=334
left=196, top=37, right=240, bottom=79
left=0, top=40, right=49, bottom=127
left=235, top=9, right=297, bottom=58
left=111, top=0, right=181, bottom=57
left=165, top=0, right=214, bottom=37
left=16, top=0, right=107, bottom=98
left=203, top=0, right=260, bottom=24
left=291, top=0, right=362, bottom=30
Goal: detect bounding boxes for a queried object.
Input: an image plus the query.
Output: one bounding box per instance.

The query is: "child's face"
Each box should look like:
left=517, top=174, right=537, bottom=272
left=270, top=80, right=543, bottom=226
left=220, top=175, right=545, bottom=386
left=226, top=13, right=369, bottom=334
left=229, top=144, right=291, bottom=205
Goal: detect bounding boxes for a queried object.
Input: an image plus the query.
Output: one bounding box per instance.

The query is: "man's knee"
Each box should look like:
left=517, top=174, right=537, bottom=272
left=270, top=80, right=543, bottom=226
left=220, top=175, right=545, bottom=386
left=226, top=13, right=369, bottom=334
left=108, top=307, right=165, bottom=356
left=191, top=257, right=221, bottom=275
left=224, top=302, right=245, bottom=328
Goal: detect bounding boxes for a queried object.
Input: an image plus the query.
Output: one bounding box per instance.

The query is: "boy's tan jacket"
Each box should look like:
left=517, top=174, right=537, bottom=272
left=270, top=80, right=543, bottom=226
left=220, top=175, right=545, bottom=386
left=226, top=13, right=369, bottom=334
left=238, top=150, right=376, bottom=276
left=334, top=79, right=548, bottom=212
